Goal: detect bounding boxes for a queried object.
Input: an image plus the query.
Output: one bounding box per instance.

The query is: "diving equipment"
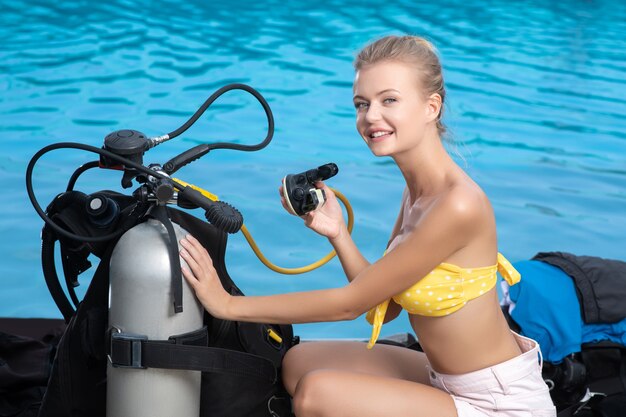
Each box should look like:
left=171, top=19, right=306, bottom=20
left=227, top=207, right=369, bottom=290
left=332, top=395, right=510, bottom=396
left=29, top=83, right=280, bottom=417
left=282, top=162, right=339, bottom=216
left=28, top=82, right=356, bottom=417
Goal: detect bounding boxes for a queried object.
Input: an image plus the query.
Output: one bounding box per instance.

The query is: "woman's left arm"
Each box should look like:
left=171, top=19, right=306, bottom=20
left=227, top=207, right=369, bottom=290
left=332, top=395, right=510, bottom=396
left=180, top=187, right=484, bottom=324
left=180, top=235, right=354, bottom=323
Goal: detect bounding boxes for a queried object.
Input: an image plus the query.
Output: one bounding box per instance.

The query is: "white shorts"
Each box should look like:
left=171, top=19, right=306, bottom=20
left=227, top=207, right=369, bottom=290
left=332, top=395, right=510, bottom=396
left=427, top=331, right=556, bottom=417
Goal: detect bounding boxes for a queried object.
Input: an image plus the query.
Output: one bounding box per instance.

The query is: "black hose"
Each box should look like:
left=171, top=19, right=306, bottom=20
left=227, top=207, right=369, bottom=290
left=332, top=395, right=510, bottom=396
left=162, top=83, right=275, bottom=174
left=166, top=83, right=274, bottom=152
left=66, top=160, right=99, bottom=191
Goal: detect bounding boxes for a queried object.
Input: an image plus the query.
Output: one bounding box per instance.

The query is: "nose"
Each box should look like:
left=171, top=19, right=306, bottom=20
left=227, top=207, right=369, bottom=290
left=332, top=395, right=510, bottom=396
left=364, top=102, right=382, bottom=123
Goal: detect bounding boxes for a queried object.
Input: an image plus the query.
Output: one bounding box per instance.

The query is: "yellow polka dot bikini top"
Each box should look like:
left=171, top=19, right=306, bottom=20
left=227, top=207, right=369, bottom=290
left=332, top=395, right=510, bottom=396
left=364, top=188, right=521, bottom=349
left=365, top=253, right=521, bottom=349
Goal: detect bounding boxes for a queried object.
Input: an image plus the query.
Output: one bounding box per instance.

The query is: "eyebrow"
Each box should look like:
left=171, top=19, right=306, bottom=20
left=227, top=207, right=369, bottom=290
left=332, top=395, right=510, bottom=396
left=353, top=89, right=400, bottom=101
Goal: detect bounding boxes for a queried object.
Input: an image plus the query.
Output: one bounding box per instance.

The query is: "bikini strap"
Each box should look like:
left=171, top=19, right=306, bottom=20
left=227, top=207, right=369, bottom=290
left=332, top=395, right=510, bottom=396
left=364, top=248, right=391, bottom=349
left=365, top=299, right=390, bottom=349
left=496, top=252, right=521, bottom=286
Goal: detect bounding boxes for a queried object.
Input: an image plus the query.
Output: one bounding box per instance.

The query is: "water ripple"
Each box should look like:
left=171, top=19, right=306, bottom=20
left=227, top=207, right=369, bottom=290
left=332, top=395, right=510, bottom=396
left=537, top=87, right=626, bottom=107
left=525, top=203, right=562, bottom=218
left=150, top=61, right=231, bottom=77
left=7, top=106, right=58, bottom=114
left=463, top=112, right=626, bottom=141
left=269, top=60, right=335, bottom=76
left=89, top=97, right=135, bottom=105
left=72, top=119, right=119, bottom=126
left=18, top=71, right=175, bottom=87
left=464, top=137, right=608, bottom=161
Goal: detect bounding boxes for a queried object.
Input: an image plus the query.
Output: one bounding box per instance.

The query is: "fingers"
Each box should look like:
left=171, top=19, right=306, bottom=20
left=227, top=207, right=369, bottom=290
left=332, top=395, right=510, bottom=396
left=314, top=181, right=335, bottom=200
left=181, top=235, right=212, bottom=265
left=184, top=234, right=205, bottom=253
left=180, top=246, right=204, bottom=284
left=303, top=211, right=315, bottom=227
left=181, top=265, right=198, bottom=289
left=278, top=183, right=296, bottom=215
left=180, top=236, right=216, bottom=284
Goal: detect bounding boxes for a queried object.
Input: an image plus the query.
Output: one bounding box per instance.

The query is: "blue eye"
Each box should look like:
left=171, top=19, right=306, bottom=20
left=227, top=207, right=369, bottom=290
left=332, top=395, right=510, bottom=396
left=383, top=97, right=397, bottom=104
left=354, top=101, right=369, bottom=110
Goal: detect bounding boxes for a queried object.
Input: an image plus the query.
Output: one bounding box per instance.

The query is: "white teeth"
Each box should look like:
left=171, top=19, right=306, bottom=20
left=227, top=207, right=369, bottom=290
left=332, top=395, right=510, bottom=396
left=371, top=131, right=391, bottom=138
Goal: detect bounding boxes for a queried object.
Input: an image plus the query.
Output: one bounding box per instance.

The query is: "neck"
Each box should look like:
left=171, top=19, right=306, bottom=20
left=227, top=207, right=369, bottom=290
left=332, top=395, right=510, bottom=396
left=391, top=127, right=457, bottom=205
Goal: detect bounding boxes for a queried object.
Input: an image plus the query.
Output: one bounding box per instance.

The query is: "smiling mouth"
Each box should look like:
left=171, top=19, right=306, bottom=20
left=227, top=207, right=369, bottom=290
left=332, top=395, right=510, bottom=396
left=369, top=131, right=393, bottom=142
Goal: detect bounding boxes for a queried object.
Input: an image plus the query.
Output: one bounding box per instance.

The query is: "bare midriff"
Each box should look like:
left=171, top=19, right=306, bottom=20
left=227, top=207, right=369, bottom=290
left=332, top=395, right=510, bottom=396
left=410, top=286, right=522, bottom=375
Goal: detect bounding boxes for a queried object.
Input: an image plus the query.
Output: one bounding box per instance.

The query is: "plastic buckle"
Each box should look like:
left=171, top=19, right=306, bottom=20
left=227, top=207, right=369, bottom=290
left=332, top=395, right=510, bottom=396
left=267, top=395, right=290, bottom=417
left=264, top=326, right=283, bottom=350
left=572, top=388, right=607, bottom=415
left=108, top=329, right=148, bottom=369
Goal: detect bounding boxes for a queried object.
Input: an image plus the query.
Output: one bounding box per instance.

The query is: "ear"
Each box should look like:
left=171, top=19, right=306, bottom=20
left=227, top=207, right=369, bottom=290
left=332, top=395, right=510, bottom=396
left=425, top=93, right=442, bottom=123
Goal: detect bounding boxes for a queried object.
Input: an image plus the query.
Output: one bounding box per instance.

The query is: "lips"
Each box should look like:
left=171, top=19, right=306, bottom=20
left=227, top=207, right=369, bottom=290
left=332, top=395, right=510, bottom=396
left=368, top=130, right=393, bottom=142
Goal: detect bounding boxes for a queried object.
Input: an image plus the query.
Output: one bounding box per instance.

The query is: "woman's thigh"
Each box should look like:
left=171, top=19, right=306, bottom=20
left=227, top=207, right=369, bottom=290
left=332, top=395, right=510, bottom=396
left=292, top=368, right=458, bottom=417
left=281, top=340, right=431, bottom=395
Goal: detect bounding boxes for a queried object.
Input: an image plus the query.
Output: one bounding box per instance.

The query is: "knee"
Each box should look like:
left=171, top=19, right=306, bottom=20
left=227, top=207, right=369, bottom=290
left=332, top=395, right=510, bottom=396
left=291, top=370, right=334, bottom=417
left=281, top=343, right=307, bottom=396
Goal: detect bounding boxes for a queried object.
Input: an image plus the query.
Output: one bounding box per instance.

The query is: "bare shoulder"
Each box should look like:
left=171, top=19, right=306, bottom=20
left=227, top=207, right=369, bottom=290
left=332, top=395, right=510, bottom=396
left=426, top=181, right=493, bottom=232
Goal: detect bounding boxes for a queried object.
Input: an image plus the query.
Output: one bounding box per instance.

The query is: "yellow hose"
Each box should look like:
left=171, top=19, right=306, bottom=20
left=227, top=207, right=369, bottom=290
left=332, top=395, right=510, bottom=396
left=173, top=178, right=354, bottom=274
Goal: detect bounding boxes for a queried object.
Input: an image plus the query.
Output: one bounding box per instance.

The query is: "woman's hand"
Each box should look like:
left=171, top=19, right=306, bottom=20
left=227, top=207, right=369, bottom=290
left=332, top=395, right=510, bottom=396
left=179, top=235, right=231, bottom=319
left=279, top=180, right=346, bottom=240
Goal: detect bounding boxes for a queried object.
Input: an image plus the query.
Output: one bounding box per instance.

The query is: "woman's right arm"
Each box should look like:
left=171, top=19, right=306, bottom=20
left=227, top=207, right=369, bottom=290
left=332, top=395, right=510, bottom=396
left=328, top=224, right=369, bottom=282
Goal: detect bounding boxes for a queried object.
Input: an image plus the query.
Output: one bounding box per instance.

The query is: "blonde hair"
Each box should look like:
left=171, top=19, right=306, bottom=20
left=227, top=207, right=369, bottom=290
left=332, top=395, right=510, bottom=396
left=354, top=35, right=448, bottom=138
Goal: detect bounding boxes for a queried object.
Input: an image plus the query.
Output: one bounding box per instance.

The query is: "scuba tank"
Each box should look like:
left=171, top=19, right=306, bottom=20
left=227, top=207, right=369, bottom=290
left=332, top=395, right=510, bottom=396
left=107, top=219, right=203, bottom=417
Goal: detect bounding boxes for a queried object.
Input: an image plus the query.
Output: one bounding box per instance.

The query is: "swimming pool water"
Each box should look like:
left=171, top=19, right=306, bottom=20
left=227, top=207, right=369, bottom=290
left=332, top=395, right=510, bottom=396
left=1, top=0, right=625, bottom=339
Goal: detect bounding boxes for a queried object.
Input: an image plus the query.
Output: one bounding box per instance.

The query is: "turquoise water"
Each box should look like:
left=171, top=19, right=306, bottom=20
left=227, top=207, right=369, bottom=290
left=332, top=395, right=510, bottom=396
left=1, top=0, right=625, bottom=339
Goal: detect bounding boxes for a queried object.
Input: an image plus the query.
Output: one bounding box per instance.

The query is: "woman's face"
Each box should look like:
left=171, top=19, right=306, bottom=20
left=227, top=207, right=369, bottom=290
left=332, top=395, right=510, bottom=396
left=353, top=60, right=438, bottom=157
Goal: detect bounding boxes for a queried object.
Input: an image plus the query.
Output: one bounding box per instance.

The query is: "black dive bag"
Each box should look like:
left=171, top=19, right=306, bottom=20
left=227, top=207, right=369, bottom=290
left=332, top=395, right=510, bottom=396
left=503, top=308, right=626, bottom=417
left=38, top=191, right=296, bottom=417
left=545, top=342, right=626, bottom=417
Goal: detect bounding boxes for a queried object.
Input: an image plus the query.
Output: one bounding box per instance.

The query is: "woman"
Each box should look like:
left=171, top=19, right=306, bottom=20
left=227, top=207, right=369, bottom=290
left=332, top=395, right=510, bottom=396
left=179, top=35, right=556, bottom=417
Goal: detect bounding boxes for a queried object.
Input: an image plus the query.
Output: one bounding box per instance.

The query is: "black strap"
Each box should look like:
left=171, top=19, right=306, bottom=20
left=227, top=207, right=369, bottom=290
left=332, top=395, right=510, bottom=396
left=151, top=205, right=183, bottom=313
left=621, top=349, right=626, bottom=393
left=557, top=402, right=578, bottom=417
left=557, top=400, right=587, bottom=417
left=41, top=227, right=75, bottom=322
left=60, top=243, right=88, bottom=308
left=109, top=335, right=277, bottom=383
left=557, top=393, right=607, bottom=417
